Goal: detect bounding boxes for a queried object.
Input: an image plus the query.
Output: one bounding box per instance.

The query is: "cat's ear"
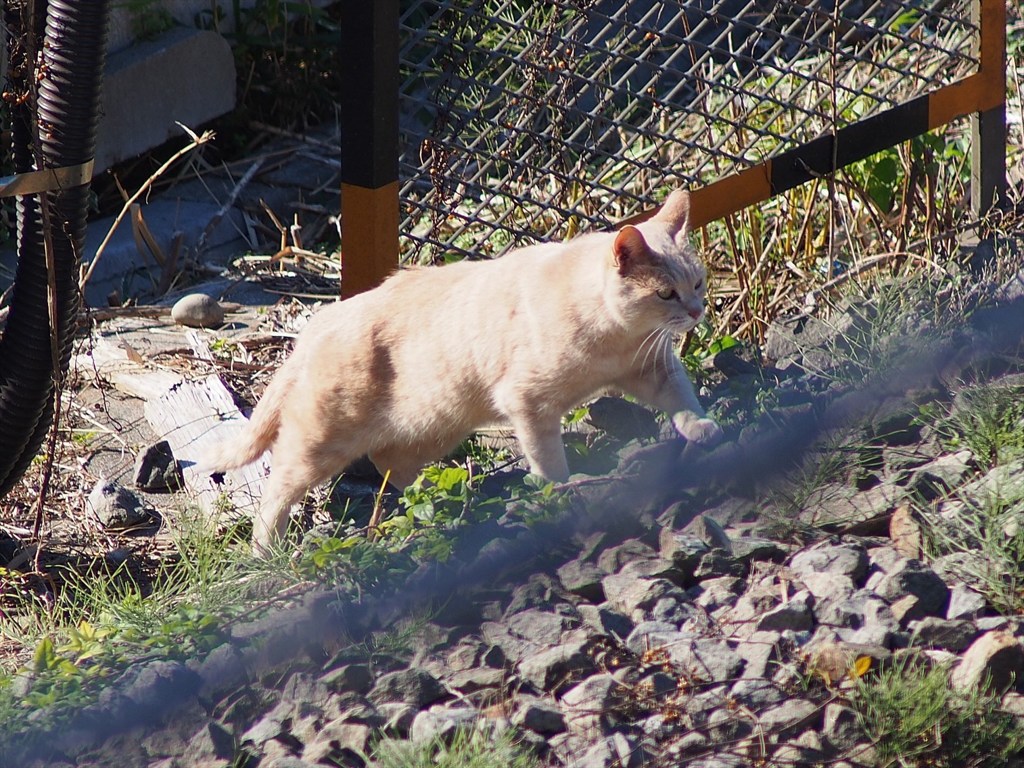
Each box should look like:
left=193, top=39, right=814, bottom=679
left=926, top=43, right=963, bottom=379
left=612, top=225, right=649, bottom=276
left=652, top=189, right=691, bottom=237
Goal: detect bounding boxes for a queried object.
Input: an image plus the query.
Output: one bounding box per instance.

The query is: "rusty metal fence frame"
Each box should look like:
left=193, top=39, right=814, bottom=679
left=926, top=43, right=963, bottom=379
left=338, top=0, right=1007, bottom=292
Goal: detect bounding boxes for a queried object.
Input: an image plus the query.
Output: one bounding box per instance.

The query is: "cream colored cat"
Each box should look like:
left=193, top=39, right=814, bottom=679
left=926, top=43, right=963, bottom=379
left=204, top=189, right=722, bottom=554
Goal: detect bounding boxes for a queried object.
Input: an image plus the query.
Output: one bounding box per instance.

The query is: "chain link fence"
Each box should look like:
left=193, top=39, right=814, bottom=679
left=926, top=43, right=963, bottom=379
left=396, top=0, right=980, bottom=264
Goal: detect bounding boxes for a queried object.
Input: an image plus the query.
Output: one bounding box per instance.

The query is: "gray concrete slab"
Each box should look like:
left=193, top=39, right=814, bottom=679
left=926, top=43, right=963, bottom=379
left=96, top=26, right=236, bottom=173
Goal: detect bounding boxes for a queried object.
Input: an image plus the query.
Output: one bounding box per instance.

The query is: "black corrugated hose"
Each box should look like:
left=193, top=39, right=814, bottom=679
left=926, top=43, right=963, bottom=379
left=0, top=1, right=109, bottom=496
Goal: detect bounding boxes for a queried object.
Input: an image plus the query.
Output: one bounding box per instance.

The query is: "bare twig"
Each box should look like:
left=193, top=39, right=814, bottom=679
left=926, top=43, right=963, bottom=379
left=195, top=157, right=265, bottom=255
left=80, top=125, right=215, bottom=291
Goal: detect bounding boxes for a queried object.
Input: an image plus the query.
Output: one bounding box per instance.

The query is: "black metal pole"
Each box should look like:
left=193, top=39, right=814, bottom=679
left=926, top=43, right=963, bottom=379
left=339, top=0, right=400, bottom=298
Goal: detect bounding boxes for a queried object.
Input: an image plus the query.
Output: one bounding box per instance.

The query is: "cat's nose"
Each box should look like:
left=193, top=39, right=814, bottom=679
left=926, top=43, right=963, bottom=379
left=688, top=308, right=703, bottom=320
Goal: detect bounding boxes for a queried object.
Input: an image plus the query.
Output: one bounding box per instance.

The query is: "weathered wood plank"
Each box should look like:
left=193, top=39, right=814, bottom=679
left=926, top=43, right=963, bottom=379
left=144, top=374, right=267, bottom=521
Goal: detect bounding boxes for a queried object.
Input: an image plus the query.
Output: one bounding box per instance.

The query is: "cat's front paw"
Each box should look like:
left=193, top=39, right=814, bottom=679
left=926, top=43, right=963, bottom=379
left=672, top=413, right=724, bottom=446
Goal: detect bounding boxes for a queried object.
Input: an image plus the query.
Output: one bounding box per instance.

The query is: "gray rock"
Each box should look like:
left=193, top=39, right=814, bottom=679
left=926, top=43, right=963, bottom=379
left=790, top=544, right=869, bottom=583
left=377, top=702, right=417, bottom=736
left=707, top=705, right=754, bottom=742
left=668, top=638, right=746, bottom=683
left=322, top=664, right=372, bottom=695
left=908, top=451, right=973, bottom=500
left=557, top=559, right=606, bottom=602
left=481, top=621, right=538, bottom=663
left=517, top=633, right=597, bottom=693
left=133, top=440, right=182, bottom=491
left=183, top=722, right=236, bottom=764
left=959, top=459, right=1024, bottom=506
left=730, top=537, right=788, bottom=564
left=686, top=515, right=733, bottom=552
left=368, top=669, right=446, bottom=708
left=872, top=559, right=949, bottom=619
left=823, top=703, right=864, bottom=751
left=692, top=576, right=744, bottom=611
left=946, top=584, right=987, bottom=620
left=87, top=479, right=153, bottom=529
left=693, top=550, right=746, bottom=580
left=758, top=698, right=820, bottom=739
left=596, top=539, right=658, bottom=573
left=673, top=730, right=710, bottom=755
left=301, top=720, right=371, bottom=764
left=756, top=590, right=815, bottom=632
left=410, top=705, right=478, bottom=744
left=976, top=616, right=1011, bottom=632
left=586, top=396, right=660, bottom=441
left=512, top=697, right=566, bottom=735
left=726, top=586, right=782, bottom=638
left=265, top=757, right=320, bottom=768
left=576, top=732, right=649, bottom=768
left=195, top=643, right=245, bottom=696
left=578, top=604, right=634, bottom=641
left=171, top=293, right=225, bottom=327
left=771, top=738, right=828, bottom=767
left=658, top=529, right=710, bottom=580
left=816, top=589, right=897, bottom=634
left=447, top=666, right=505, bottom=693
left=241, top=700, right=292, bottom=746
left=683, top=756, right=747, bottom=768
left=507, top=608, right=579, bottom=646
left=765, top=313, right=849, bottom=363
left=950, top=630, right=1024, bottom=692
left=625, top=622, right=689, bottom=655
left=729, top=678, right=785, bottom=709
left=601, top=573, right=680, bottom=620
left=734, top=631, right=784, bottom=679
left=651, top=595, right=695, bottom=625
left=799, top=571, right=857, bottom=603
left=683, top=685, right=730, bottom=728
left=330, top=693, right=383, bottom=727
left=560, top=673, right=622, bottom=736
left=909, top=617, right=978, bottom=652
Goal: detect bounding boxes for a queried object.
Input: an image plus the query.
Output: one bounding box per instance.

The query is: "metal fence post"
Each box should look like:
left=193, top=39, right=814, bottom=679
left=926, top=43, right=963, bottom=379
left=970, top=0, right=1007, bottom=217
left=339, top=0, right=399, bottom=298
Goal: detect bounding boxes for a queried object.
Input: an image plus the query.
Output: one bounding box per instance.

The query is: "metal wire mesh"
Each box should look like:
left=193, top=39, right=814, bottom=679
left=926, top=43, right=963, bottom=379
left=397, top=0, right=977, bottom=263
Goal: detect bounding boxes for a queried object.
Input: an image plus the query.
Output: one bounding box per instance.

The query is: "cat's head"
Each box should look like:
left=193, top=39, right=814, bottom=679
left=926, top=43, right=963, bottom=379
left=607, top=190, right=708, bottom=335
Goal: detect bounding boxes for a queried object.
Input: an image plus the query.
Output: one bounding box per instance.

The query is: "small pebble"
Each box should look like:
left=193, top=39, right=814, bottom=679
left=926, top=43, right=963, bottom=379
left=171, top=294, right=224, bottom=328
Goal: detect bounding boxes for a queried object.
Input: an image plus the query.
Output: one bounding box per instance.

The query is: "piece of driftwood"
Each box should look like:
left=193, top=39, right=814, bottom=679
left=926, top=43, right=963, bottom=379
left=74, top=338, right=265, bottom=522
left=74, top=337, right=183, bottom=400
left=144, top=373, right=267, bottom=522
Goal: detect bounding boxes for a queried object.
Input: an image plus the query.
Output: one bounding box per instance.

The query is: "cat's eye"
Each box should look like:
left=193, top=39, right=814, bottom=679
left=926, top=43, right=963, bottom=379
left=657, top=288, right=678, bottom=301
left=694, top=279, right=704, bottom=290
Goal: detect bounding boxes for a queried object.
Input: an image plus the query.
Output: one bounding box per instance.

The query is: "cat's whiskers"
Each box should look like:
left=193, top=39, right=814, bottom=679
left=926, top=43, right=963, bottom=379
left=640, top=327, right=673, bottom=378
left=633, top=327, right=665, bottom=373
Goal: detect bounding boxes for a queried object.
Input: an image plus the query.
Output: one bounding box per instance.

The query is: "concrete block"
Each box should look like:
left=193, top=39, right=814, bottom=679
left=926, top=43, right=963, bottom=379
left=95, top=26, right=236, bottom=173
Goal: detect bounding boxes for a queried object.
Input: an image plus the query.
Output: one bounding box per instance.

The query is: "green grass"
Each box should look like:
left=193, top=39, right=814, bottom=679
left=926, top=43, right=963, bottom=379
left=937, top=382, right=1024, bottom=469
left=0, top=510, right=299, bottom=735
left=851, top=653, right=1024, bottom=767
left=372, top=727, right=539, bottom=768
left=921, top=487, right=1024, bottom=617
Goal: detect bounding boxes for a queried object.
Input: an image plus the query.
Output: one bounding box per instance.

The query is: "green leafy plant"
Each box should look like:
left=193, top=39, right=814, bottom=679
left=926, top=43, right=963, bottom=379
left=851, top=653, right=1024, bottom=767
left=196, top=0, right=340, bottom=132
left=116, top=0, right=175, bottom=40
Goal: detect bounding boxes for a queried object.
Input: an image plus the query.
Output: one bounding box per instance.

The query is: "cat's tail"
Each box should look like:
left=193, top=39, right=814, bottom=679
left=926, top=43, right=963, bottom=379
left=200, top=369, right=292, bottom=471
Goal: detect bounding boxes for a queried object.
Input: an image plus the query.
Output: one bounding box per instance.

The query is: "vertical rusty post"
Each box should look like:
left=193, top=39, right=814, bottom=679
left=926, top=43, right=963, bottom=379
left=339, top=0, right=400, bottom=298
left=970, top=0, right=1006, bottom=217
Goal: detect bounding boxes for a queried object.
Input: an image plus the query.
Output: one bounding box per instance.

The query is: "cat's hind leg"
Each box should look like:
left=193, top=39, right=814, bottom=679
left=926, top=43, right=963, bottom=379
left=253, top=430, right=358, bottom=556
